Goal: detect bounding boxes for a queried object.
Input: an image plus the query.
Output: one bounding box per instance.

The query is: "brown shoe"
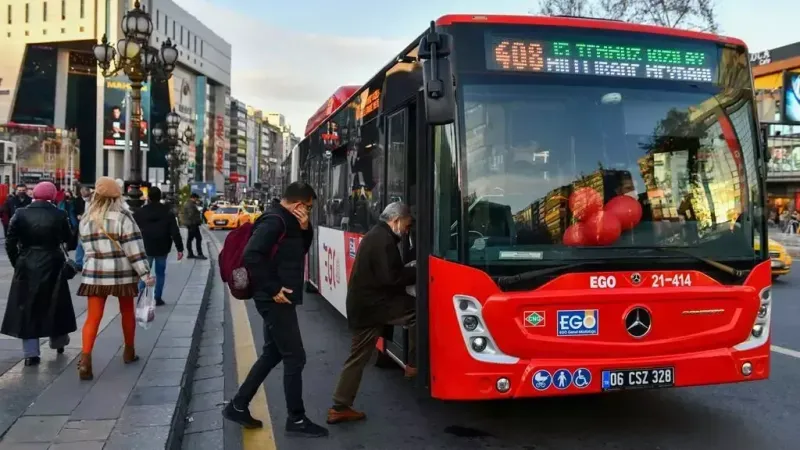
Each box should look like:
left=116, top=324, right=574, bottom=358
left=78, top=353, right=93, bottom=380
left=123, top=346, right=139, bottom=364
left=404, top=365, right=418, bottom=379
left=326, top=406, right=366, bottom=424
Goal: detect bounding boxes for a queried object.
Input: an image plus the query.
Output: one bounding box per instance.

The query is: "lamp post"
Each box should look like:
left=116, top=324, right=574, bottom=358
left=92, top=0, right=179, bottom=209
left=153, top=110, right=193, bottom=195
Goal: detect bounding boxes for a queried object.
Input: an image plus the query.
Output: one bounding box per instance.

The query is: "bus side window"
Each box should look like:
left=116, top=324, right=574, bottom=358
left=329, top=157, right=349, bottom=229
left=348, top=119, right=384, bottom=233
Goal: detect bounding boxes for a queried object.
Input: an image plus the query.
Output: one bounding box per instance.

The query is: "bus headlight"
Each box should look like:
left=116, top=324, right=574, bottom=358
left=453, top=295, right=518, bottom=365
left=462, top=315, right=479, bottom=331
left=734, top=287, right=771, bottom=351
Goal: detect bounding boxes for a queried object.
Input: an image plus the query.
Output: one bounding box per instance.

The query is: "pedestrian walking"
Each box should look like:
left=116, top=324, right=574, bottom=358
left=182, top=193, right=207, bottom=259
left=76, top=177, right=154, bottom=380
left=1, top=181, right=77, bottom=366
left=133, top=187, right=184, bottom=306
left=73, top=186, right=93, bottom=269
left=222, top=182, right=328, bottom=438
left=326, top=202, right=417, bottom=425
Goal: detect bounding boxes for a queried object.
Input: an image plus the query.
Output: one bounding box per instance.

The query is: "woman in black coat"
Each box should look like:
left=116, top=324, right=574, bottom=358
left=1, top=181, right=77, bottom=366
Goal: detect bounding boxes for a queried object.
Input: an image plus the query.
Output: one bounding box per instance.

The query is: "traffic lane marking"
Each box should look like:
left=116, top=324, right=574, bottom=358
left=209, top=230, right=277, bottom=450
left=772, top=345, right=800, bottom=359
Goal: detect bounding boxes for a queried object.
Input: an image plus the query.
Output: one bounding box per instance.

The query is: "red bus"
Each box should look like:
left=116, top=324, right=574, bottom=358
left=292, top=14, right=772, bottom=400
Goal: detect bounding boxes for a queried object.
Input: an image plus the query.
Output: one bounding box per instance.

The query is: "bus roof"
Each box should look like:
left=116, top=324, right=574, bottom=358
left=304, top=85, right=360, bottom=136
left=435, top=14, right=747, bottom=48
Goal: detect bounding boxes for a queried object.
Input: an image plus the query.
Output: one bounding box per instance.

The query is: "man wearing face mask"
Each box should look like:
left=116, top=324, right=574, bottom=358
left=222, top=182, right=329, bottom=438
left=326, top=202, right=416, bottom=425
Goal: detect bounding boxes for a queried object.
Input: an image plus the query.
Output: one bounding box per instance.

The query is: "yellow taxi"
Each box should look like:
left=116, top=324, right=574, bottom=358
left=206, top=206, right=251, bottom=230
left=243, top=204, right=262, bottom=222
left=755, top=238, right=793, bottom=279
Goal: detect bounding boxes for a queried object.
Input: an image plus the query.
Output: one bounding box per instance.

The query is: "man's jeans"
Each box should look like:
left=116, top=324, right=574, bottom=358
left=75, top=238, right=85, bottom=269
left=233, top=302, right=306, bottom=421
left=137, top=256, right=167, bottom=299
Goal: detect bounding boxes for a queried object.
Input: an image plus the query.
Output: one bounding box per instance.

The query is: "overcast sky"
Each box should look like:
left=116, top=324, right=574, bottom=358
left=175, top=0, right=795, bottom=135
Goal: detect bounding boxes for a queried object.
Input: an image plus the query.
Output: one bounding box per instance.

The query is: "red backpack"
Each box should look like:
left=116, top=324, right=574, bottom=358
left=219, top=214, right=286, bottom=300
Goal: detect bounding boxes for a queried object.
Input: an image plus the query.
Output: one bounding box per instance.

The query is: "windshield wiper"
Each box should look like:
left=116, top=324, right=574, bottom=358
left=609, top=245, right=748, bottom=278
left=494, top=261, right=602, bottom=289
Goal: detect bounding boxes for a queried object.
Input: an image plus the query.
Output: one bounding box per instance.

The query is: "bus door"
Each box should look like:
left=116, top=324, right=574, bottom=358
left=308, top=158, right=322, bottom=288
left=381, top=103, right=417, bottom=365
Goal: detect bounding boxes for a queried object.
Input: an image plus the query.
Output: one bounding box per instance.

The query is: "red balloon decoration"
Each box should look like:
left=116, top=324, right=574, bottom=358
left=563, top=223, right=587, bottom=246
left=569, top=187, right=603, bottom=222
left=584, top=211, right=622, bottom=246
left=604, top=195, right=643, bottom=231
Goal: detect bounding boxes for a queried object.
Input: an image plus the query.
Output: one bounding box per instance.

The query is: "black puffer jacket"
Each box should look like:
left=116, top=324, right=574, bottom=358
left=243, top=200, right=313, bottom=305
left=134, top=202, right=184, bottom=257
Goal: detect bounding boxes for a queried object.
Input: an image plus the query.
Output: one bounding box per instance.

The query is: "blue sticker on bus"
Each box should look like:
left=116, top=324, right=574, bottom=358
left=557, top=310, right=599, bottom=336
left=532, top=369, right=552, bottom=390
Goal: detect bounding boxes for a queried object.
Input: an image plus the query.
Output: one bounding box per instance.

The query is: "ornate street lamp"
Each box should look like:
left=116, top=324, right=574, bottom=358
left=92, top=0, right=179, bottom=209
left=154, top=110, right=193, bottom=194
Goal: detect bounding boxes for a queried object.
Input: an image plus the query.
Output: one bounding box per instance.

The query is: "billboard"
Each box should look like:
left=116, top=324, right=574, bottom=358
left=783, top=71, right=800, bottom=124
left=0, top=124, right=80, bottom=187
left=103, top=77, right=150, bottom=150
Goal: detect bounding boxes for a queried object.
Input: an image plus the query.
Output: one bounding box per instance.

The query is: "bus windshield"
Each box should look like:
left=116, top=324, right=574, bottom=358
left=449, top=27, right=762, bottom=267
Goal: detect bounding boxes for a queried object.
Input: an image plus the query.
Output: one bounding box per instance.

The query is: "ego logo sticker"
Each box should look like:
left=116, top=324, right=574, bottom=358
left=323, top=244, right=340, bottom=289
left=557, top=310, right=599, bottom=336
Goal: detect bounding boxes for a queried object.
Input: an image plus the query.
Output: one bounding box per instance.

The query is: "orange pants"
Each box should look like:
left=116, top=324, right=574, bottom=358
left=82, top=296, right=135, bottom=354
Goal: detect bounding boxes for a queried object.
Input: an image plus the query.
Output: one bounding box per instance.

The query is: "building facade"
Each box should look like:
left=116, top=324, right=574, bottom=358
left=751, top=42, right=800, bottom=215
left=0, top=0, right=231, bottom=192
left=228, top=98, right=247, bottom=196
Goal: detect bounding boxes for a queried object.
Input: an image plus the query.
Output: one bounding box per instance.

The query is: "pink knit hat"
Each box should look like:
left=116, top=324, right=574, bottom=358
left=32, top=181, right=58, bottom=201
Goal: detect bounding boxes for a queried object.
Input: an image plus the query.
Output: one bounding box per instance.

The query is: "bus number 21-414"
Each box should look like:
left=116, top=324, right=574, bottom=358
left=651, top=273, right=692, bottom=288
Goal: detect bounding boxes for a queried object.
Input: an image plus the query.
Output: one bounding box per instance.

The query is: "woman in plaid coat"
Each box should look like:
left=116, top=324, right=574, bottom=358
left=76, top=177, right=154, bottom=380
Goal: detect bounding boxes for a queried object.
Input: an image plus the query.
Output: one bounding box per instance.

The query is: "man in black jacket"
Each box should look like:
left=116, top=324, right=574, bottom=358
left=326, top=202, right=416, bottom=425
left=1, top=185, right=32, bottom=237
left=133, top=187, right=184, bottom=306
left=222, top=182, right=328, bottom=438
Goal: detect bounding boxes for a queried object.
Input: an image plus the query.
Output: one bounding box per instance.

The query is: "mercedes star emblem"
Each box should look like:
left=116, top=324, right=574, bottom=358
left=625, top=307, right=652, bottom=338
left=630, top=273, right=641, bottom=285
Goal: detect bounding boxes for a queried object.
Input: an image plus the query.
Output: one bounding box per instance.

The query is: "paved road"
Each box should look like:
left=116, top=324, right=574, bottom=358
left=210, top=229, right=800, bottom=450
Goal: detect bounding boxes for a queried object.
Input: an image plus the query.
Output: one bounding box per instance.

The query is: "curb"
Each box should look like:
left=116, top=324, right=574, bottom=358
left=166, top=237, right=214, bottom=450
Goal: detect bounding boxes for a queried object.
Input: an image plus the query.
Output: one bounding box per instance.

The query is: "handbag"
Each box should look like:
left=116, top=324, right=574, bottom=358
left=61, top=244, right=81, bottom=280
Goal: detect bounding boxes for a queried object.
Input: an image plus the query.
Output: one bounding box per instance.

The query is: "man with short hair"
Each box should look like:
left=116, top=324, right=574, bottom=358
left=1, top=185, right=31, bottom=238
left=222, top=182, right=328, bottom=438
left=133, top=187, right=184, bottom=306
left=326, top=201, right=417, bottom=425
left=182, top=193, right=206, bottom=259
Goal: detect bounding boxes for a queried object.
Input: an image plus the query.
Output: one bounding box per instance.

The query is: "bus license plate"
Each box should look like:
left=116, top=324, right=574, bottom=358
left=601, top=367, right=674, bottom=391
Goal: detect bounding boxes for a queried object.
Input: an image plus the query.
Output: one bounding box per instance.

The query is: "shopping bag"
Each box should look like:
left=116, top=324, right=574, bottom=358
left=135, top=286, right=156, bottom=330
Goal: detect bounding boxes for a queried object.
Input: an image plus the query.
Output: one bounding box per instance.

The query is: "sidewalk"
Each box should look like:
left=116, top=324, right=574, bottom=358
left=0, top=230, right=212, bottom=450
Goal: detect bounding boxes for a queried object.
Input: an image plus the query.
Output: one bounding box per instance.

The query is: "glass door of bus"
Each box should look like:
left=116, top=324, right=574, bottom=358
left=382, top=103, right=417, bottom=365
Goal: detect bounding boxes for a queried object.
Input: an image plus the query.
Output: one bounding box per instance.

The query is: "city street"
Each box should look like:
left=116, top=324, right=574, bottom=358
left=206, top=229, right=800, bottom=450
left=0, top=232, right=213, bottom=450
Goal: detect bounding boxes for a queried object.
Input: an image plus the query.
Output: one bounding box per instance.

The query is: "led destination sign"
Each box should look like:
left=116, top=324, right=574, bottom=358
left=486, top=36, right=716, bottom=83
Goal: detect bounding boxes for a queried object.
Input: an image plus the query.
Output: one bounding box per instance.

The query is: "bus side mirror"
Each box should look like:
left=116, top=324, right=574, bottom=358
left=418, top=21, right=455, bottom=125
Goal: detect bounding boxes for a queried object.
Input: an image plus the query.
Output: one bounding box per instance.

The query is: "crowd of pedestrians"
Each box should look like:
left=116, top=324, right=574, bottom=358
left=1, top=178, right=420, bottom=442
left=0, top=178, right=187, bottom=377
